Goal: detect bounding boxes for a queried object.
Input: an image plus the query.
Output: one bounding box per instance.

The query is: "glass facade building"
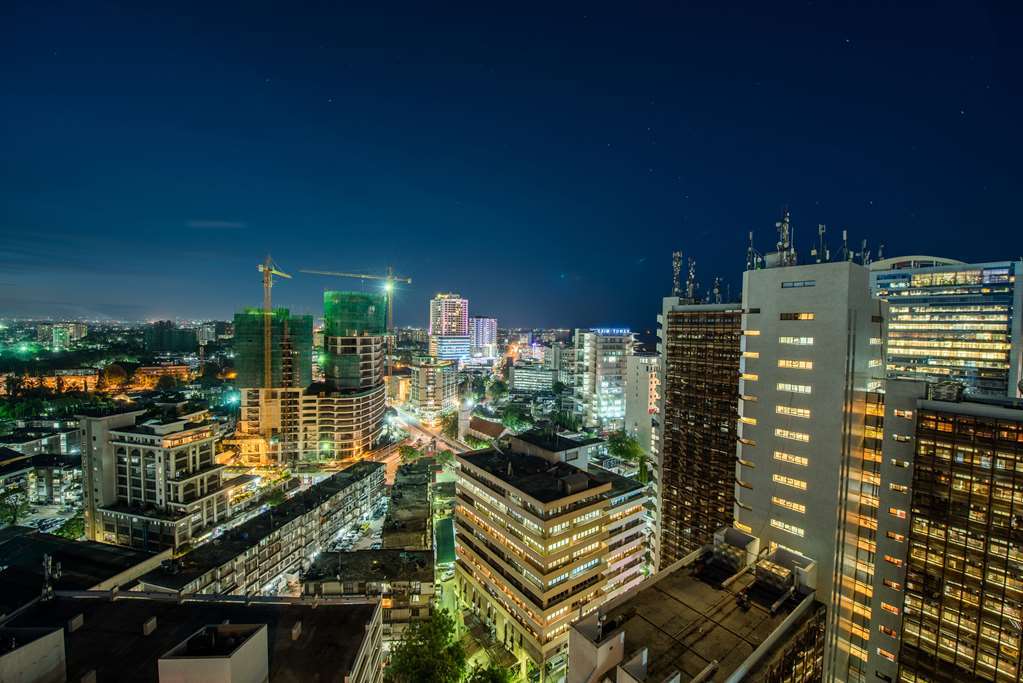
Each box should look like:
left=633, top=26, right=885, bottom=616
left=870, top=259, right=1023, bottom=399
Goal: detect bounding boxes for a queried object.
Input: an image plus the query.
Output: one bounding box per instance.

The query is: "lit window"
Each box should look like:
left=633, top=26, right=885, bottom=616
left=739, top=416, right=757, bottom=426
left=780, top=312, right=815, bottom=321
left=883, top=555, right=903, bottom=568
left=776, top=382, right=812, bottom=394
left=886, top=531, right=905, bottom=542
left=776, top=405, right=811, bottom=419
left=868, top=359, right=881, bottom=367
left=775, top=428, right=810, bottom=443
left=883, top=578, right=901, bottom=590
left=770, top=519, right=805, bottom=537
left=870, top=337, right=882, bottom=346
left=894, top=409, right=913, bottom=419
left=891, top=434, right=911, bottom=443
left=889, top=483, right=908, bottom=493
left=740, top=394, right=759, bottom=402
left=890, top=459, right=909, bottom=468
left=880, top=602, right=900, bottom=615
left=877, top=647, right=896, bottom=662
left=778, top=359, right=813, bottom=370
left=771, top=496, right=806, bottom=513
left=773, top=451, right=808, bottom=466
left=745, top=330, right=760, bottom=336
left=779, top=336, right=814, bottom=345
left=888, top=507, right=906, bottom=519
left=741, top=373, right=759, bottom=382
left=743, top=351, right=760, bottom=358
left=772, top=474, right=807, bottom=490
left=781, top=280, right=816, bottom=289
left=734, top=521, right=752, bottom=533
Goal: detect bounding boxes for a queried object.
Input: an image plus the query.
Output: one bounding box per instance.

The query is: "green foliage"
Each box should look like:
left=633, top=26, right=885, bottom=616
left=500, top=403, right=532, bottom=432
left=487, top=379, right=508, bottom=401
left=265, top=489, right=287, bottom=507
left=435, top=449, right=455, bottom=466
left=55, top=512, right=85, bottom=539
left=0, top=487, right=30, bottom=526
left=156, top=375, right=178, bottom=391
left=552, top=410, right=580, bottom=431
left=607, top=430, right=649, bottom=484
left=463, top=435, right=489, bottom=450
left=440, top=411, right=459, bottom=440
left=465, top=662, right=515, bottom=683
left=551, top=380, right=566, bottom=395
left=399, top=444, right=424, bottom=463
left=384, top=608, right=466, bottom=683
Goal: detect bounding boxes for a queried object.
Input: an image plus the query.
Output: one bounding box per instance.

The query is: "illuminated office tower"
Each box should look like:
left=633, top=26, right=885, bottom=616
left=409, top=356, right=458, bottom=423
left=656, top=299, right=742, bottom=567
left=429, top=293, right=469, bottom=336
left=572, top=328, right=635, bottom=431
left=898, top=394, right=1023, bottom=683
left=469, top=316, right=498, bottom=357
left=870, top=257, right=1023, bottom=399
left=734, top=256, right=888, bottom=682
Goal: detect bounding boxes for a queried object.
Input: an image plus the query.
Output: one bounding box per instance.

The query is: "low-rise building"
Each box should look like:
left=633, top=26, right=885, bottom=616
left=382, top=459, right=434, bottom=551
left=302, top=549, right=434, bottom=643
left=509, top=363, right=556, bottom=393
left=467, top=416, right=508, bottom=443
left=1, top=594, right=382, bottom=683
left=138, top=461, right=385, bottom=596
left=28, top=454, right=81, bottom=506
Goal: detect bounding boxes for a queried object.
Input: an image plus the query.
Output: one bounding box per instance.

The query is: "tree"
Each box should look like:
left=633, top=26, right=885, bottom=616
left=500, top=403, right=532, bottom=432
left=55, top=513, right=85, bottom=539
left=0, top=487, right=30, bottom=526
left=440, top=411, right=459, bottom=440
left=100, top=363, right=128, bottom=390
left=155, top=375, right=178, bottom=392
left=399, top=444, right=423, bottom=464
left=551, top=380, right=566, bottom=396
left=487, top=379, right=508, bottom=402
left=384, top=608, right=466, bottom=683
left=465, top=663, right=514, bottom=683
left=607, top=430, right=649, bottom=484
left=435, top=449, right=455, bottom=467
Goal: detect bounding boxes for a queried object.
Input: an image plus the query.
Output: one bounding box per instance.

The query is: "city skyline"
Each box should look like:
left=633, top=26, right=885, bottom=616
left=4, top=3, right=1022, bottom=327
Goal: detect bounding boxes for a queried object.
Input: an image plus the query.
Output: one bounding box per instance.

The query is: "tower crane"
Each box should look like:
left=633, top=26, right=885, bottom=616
left=258, top=256, right=291, bottom=389
left=299, top=266, right=412, bottom=378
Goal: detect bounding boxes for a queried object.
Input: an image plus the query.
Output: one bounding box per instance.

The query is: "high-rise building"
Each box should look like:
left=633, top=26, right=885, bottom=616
left=143, top=320, right=198, bottom=354
left=469, top=316, right=498, bottom=357
left=655, top=300, right=742, bottom=567
left=80, top=404, right=231, bottom=553
left=236, top=293, right=386, bottom=463
left=572, top=328, right=635, bottom=431
left=429, top=293, right=469, bottom=336
left=896, top=393, right=1023, bottom=682
left=623, top=352, right=659, bottom=457
left=454, top=431, right=654, bottom=680
left=233, top=308, right=313, bottom=389
left=870, top=257, right=1023, bottom=399
left=428, top=334, right=471, bottom=362
left=734, top=258, right=888, bottom=681
left=409, top=356, right=458, bottom=423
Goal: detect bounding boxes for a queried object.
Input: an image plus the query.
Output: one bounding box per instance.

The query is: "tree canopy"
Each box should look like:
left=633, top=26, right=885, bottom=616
left=384, top=609, right=466, bottom=683
left=607, top=430, right=649, bottom=483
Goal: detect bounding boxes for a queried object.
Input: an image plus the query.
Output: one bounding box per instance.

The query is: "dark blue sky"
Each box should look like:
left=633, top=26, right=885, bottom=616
left=2, top=2, right=1021, bottom=329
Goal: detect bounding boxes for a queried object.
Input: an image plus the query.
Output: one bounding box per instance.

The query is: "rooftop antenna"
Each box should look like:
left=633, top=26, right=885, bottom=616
left=877, top=243, right=885, bottom=261
left=775, top=209, right=797, bottom=267
left=746, top=231, right=762, bottom=271
left=841, top=230, right=852, bottom=261
left=42, top=553, right=61, bottom=601
left=811, top=224, right=828, bottom=263
left=712, top=277, right=722, bottom=304
left=686, top=257, right=698, bottom=302
left=671, top=251, right=683, bottom=297
left=861, top=239, right=871, bottom=266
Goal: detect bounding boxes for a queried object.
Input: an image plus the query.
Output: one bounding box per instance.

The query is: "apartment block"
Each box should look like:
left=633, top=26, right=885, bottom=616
left=139, top=461, right=385, bottom=595
left=623, top=351, right=659, bottom=457
left=409, top=356, right=458, bottom=423
left=80, top=404, right=231, bottom=553
left=656, top=300, right=742, bottom=568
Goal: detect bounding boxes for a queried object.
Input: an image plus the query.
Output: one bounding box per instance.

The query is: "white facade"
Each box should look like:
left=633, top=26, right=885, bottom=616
left=509, top=364, right=555, bottom=393
left=409, top=357, right=458, bottom=422
left=469, top=316, right=498, bottom=357
left=734, top=260, right=887, bottom=682
left=572, top=329, right=635, bottom=431
left=623, top=352, right=659, bottom=456
left=428, top=293, right=469, bottom=336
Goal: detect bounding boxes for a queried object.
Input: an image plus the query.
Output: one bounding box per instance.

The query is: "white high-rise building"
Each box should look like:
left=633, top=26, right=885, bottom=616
left=572, top=328, right=635, bottom=431
left=468, top=316, right=497, bottom=357
left=624, top=352, right=659, bottom=456
left=734, top=257, right=888, bottom=682
left=429, top=293, right=469, bottom=336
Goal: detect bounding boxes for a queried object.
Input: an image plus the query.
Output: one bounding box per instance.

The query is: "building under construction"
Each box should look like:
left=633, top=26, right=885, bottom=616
left=233, top=307, right=313, bottom=389
left=656, top=294, right=743, bottom=568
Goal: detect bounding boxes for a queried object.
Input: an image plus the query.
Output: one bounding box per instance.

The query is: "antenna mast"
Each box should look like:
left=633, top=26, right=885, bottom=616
left=775, top=210, right=797, bottom=267
left=671, top=251, right=683, bottom=297
left=686, top=257, right=697, bottom=302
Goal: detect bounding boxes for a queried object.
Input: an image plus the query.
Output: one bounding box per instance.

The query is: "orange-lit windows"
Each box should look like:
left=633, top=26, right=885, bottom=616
left=880, top=602, right=900, bottom=616
left=780, top=312, right=815, bottom=321
left=778, top=359, right=813, bottom=370
left=772, top=496, right=806, bottom=514
left=775, top=428, right=810, bottom=442
left=774, top=451, right=808, bottom=467
left=776, top=405, right=811, bottom=419
left=883, top=555, right=903, bottom=568
left=772, top=474, right=807, bottom=490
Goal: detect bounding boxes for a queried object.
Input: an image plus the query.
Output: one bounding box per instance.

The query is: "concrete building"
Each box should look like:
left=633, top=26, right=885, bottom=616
left=543, top=342, right=571, bottom=384
left=572, top=328, right=635, bottom=431
left=655, top=300, right=743, bottom=568
left=0, top=594, right=383, bottom=683
left=409, top=357, right=458, bottom=423
left=509, top=363, right=556, bottom=393
left=302, top=549, right=434, bottom=643
left=79, top=404, right=232, bottom=553
left=454, top=430, right=655, bottom=680
left=429, top=293, right=469, bottom=336
left=870, top=257, right=1023, bottom=400
left=28, top=454, right=81, bottom=506
left=470, top=316, right=498, bottom=357
left=382, top=459, right=433, bottom=551
left=143, top=320, right=198, bottom=354
left=429, top=334, right=471, bottom=362
left=139, top=461, right=385, bottom=595
left=734, top=257, right=889, bottom=682
left=567, top=528, right=825, bottom=683
left=623, top=352, right=659, bottom=457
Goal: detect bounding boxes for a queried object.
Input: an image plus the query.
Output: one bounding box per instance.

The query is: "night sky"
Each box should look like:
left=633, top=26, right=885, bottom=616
left=2, top=2, right=1021, bottom=329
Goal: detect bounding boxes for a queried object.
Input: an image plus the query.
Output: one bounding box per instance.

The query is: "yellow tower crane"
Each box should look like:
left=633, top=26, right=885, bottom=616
left=299, top=266, right=411, bottom=378
left=258, top=256, right=291, bottom=389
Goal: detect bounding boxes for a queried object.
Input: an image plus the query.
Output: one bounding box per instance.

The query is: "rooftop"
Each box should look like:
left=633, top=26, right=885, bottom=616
left=304, top=549, right=433, bottom=584
left=140, top=461, right=384, bottom=591
left=4, top=594, right=377, bottom=683
left=0, top=529, right=162, bottom=616
left=511, top=429, right=603, bottom=453
left=459, top=449, right=607, bottom=504
left=382, top=460, right=433, bottom=550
